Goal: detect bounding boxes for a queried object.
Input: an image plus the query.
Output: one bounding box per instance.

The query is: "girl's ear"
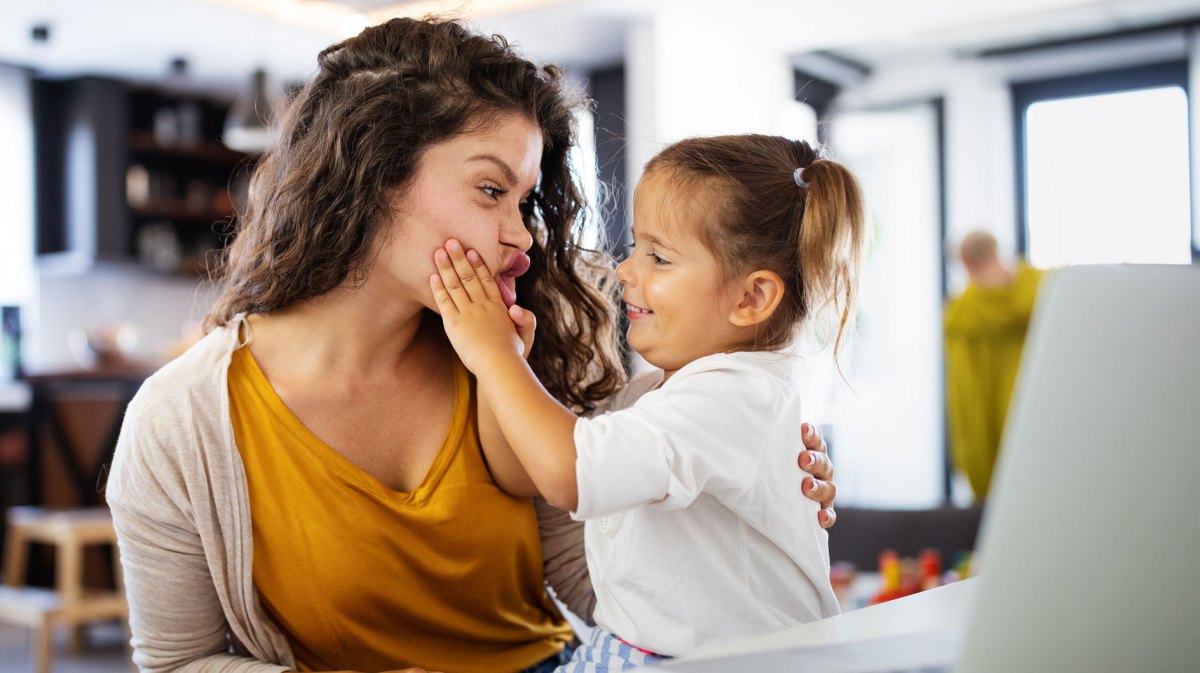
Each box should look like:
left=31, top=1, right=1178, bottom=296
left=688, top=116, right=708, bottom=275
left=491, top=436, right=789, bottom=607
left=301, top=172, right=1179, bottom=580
left=729, top=270, right=785, bottom=327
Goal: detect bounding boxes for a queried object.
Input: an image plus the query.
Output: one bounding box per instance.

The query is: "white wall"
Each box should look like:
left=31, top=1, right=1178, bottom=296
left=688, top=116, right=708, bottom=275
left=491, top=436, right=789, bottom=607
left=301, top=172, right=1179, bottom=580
left=1192, top=29, right=1200, bottom=254
left=0, top=64, right=34, bottom=308
left=29, top=264, right=216, bottom=371
left=623, top=4, right=804, bottom=196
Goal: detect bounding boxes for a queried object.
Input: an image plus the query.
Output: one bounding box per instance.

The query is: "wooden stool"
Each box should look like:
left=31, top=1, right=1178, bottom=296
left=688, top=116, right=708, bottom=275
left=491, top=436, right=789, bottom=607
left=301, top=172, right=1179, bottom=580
left=0, top=506, right=128, bottom=673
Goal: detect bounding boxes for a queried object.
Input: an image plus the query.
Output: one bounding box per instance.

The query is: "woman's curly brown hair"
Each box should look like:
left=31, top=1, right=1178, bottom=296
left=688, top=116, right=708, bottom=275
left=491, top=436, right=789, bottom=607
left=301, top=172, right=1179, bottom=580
left=207, top=17, right=624, bottom=410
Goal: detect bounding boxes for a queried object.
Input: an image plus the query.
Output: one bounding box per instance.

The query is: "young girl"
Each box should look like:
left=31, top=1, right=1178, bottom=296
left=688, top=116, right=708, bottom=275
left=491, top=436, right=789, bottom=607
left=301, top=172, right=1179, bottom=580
left=430, top=134, right=865, bottom=669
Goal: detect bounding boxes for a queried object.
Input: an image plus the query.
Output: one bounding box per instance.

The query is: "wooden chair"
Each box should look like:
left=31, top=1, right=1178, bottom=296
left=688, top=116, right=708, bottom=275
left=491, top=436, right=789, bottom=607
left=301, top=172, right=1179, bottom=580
left=0, top=506, right=129, bottom=673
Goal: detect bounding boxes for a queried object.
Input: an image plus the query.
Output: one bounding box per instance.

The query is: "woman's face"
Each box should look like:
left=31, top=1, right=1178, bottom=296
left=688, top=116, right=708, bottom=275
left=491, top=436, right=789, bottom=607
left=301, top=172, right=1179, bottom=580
left=381, top=111, right=541, bottom=311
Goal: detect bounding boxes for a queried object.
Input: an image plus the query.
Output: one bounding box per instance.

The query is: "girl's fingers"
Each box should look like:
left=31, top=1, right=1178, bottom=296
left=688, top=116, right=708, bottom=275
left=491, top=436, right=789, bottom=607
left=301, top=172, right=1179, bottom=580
left=434, top=247, right=471, bottom=307
left=445, top=239, right=499, bottom=304
left=802, top=476, right=838, bottom=508
left=510, top=304, right=537, bottom=357
left=444, top=239, right=483, bottom=302
left=800, top=449, right=834, bottom=482
left=818, top=507, right=837, bottom=529
left=429, top=272, right=458, bottom=314
left=464, top=248, right=503, bottom=304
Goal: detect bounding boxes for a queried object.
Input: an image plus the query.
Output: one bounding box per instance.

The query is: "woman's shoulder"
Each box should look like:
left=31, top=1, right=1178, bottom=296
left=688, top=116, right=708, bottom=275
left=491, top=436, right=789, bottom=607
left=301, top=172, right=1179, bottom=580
left=108, top=321, right=243, bottom=507
left=128, top=321, right=240, bottom=418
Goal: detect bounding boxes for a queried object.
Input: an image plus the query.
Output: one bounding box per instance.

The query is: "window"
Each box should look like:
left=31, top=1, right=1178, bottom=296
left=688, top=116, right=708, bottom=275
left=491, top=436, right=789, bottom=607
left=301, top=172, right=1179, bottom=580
left=1014, top=62, right=1193, bottom=267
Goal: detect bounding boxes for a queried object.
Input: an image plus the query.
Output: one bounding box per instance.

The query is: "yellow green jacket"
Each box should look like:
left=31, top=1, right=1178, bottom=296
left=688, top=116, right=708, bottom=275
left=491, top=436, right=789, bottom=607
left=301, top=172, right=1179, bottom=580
left=944, top=264, right=1044, bottom=499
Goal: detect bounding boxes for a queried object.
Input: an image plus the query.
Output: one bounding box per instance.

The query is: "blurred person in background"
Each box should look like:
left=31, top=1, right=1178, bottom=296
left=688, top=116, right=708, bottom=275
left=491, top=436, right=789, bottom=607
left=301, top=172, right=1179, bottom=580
left=945, top=230, right=1044, bottom=500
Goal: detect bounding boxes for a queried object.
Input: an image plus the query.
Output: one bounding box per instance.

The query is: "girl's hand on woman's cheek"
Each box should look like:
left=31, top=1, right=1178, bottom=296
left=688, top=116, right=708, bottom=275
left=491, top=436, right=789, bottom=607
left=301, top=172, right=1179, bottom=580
left=430, top=239, right=526, bottom=374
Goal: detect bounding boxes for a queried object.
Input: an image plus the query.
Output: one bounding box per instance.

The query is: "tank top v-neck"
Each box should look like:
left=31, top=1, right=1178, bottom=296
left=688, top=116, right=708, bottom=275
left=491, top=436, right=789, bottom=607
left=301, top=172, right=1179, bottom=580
left=227, top=345, right=570, bottom=673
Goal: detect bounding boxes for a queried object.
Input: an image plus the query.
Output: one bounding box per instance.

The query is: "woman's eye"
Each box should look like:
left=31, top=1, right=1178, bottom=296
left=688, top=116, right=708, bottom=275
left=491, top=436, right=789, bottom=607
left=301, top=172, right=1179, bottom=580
left=481, top=184, right=508, bottom=199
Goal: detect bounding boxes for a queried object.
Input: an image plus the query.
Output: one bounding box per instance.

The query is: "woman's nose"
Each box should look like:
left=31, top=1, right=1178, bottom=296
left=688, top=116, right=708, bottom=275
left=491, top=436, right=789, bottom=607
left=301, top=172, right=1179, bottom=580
left=502, top=205, right=534, bottom=252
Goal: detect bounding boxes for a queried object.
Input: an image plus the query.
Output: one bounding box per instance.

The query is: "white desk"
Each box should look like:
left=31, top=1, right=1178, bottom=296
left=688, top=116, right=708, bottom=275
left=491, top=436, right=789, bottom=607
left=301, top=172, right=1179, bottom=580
left=659, top=578, right=979, bottom=670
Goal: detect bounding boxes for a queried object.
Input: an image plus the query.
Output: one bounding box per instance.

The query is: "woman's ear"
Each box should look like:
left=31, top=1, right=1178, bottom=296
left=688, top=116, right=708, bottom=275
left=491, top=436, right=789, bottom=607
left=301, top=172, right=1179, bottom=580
left=729, top=270, right=785, bottom=327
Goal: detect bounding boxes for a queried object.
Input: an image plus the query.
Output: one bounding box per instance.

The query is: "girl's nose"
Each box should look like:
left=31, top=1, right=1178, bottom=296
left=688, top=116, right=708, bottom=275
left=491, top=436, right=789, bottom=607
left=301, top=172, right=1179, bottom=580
left=616, top=256, right=633, bottom=285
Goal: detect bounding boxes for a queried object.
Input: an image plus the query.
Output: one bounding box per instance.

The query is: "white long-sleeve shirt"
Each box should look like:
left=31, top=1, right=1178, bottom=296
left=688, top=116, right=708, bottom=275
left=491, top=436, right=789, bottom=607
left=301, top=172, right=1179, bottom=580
left=572, top=351, right=840, bottom=657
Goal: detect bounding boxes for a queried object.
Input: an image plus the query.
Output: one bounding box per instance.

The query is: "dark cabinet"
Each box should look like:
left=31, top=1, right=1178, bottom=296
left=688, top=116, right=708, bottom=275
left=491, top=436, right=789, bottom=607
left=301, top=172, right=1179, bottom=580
left=34, top=77, right=128, bottom=264
left=35, top=77, right=255, bottom=275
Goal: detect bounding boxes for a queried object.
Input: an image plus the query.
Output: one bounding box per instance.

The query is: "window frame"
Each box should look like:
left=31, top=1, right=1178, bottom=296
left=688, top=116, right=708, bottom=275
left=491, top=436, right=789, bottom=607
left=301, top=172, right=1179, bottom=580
left=1011, top=60, right=1192, bottom=261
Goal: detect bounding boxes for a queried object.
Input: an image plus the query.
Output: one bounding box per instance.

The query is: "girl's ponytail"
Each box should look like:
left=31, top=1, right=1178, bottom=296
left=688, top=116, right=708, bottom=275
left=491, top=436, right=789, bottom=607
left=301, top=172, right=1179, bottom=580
left=795, top=157, right=866, bottom=362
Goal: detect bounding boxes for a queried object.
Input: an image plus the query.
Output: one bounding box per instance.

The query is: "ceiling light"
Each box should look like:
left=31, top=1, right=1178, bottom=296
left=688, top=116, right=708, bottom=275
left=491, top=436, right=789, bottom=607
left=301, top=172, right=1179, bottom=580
left=223, top=68, right=276, bottom=153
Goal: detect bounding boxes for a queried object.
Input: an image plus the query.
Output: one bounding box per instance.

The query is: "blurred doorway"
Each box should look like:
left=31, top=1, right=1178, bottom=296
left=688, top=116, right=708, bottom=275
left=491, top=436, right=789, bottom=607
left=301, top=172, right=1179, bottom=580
left=824, top=101, right=944, bottom=508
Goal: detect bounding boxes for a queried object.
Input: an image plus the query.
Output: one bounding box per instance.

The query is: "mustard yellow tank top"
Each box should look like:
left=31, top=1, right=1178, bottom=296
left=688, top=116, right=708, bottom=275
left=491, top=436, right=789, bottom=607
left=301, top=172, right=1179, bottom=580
left=228, top=345, right=571, bottom=673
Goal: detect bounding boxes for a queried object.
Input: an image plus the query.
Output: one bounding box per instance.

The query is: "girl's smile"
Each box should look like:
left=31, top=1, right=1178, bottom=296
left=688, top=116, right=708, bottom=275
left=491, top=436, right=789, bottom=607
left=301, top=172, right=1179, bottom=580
left=616, top=169, right=748, bottom=378
left=624, top=301, right=653, bottom=319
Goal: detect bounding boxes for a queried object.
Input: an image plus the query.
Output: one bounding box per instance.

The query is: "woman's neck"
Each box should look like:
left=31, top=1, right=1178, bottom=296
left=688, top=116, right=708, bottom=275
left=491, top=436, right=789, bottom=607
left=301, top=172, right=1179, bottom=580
left=248, top=286, right=440, bottom=382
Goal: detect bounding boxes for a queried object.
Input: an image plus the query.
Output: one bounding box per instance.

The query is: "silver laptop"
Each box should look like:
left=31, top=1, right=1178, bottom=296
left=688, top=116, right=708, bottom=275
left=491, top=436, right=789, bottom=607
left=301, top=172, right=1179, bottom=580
left=656, top=263, right=1200, bottom=672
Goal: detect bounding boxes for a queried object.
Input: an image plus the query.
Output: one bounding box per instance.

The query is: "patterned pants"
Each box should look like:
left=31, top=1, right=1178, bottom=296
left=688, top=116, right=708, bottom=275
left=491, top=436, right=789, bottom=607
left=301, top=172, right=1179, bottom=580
left=553, top=627, right=672, bottom=672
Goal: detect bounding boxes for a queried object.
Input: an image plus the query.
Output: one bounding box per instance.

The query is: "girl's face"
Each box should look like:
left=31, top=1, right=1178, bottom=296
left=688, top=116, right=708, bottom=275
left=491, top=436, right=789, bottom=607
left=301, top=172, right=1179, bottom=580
left=616, top=170, right=745, bottom=378
left=381, top=112, right=541, bottom=311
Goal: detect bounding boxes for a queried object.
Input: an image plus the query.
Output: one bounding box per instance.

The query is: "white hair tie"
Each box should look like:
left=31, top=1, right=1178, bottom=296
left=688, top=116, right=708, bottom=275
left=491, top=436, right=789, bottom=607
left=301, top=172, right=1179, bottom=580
left=793, top=167, right=809, bottom=188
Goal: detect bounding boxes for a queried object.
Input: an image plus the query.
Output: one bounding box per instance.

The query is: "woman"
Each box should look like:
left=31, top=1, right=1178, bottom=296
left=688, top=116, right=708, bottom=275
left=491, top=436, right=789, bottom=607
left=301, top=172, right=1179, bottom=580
left=106, top=17, right=837, bottom=673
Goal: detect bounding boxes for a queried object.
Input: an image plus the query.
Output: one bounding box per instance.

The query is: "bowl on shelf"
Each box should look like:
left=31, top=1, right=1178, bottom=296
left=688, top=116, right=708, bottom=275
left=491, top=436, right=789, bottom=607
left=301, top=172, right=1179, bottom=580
left=67, top=324, right=141, bottom=369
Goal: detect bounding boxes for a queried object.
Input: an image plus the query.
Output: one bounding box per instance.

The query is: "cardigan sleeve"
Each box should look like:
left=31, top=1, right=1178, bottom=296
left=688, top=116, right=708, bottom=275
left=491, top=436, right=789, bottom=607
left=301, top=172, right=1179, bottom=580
left=534, top=496, right=595, bottom=625
left=107, top=388, right=290, bottom=673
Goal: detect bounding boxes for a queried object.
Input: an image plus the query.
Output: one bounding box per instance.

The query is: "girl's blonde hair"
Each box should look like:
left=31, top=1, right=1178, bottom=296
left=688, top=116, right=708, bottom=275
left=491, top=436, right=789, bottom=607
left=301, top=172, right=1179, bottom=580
left=644, top=135, right=866, bottom=360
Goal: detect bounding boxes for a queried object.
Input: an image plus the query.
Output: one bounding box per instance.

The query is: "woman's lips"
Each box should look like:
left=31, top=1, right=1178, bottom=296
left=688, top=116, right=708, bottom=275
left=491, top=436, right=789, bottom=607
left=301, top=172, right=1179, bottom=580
left=497, top=252, right=531, bottom=308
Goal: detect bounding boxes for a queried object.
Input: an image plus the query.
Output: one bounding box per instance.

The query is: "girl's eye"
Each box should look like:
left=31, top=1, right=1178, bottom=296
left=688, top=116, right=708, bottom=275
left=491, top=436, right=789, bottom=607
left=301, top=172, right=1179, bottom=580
left=649, top=252, right=670, bottom=266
